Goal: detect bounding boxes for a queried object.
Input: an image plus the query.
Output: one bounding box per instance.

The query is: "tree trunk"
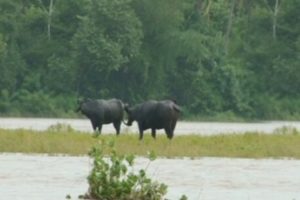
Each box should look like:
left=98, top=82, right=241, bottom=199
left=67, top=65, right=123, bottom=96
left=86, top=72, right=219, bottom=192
left=224, top=0, right=236, bottom=55
left=48, top=0, right=54, bottom=40
left=272, top=0, right=279, bottom=40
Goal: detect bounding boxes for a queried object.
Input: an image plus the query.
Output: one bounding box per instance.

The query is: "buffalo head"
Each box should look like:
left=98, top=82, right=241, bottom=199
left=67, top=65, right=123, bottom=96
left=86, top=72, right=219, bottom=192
left=76, top=98, right=91, bottom=113
left=124, top=104, right=134, bottom=126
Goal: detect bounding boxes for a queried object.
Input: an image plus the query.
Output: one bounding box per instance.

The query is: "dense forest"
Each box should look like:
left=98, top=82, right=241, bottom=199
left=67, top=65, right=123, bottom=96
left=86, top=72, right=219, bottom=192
left=0, top=0, right=299, bottom=120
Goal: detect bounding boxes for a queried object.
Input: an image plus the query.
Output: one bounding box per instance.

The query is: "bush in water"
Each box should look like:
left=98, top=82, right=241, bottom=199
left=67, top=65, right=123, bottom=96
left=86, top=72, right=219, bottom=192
left=81, top=140, right=169, bottom=200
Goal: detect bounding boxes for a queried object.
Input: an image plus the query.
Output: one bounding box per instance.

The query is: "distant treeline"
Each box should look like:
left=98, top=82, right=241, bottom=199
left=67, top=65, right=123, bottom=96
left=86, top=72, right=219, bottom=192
left=0, top=0, right=299, bottom=120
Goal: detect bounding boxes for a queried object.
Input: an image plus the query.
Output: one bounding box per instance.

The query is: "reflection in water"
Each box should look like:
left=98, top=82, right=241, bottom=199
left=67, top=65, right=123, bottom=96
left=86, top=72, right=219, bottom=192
left=0, top=154, right=300, bottom=200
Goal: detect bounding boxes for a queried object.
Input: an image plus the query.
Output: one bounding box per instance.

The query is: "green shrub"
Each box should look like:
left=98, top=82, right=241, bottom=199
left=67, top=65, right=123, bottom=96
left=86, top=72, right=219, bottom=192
left=81, top=140, right=168, bottom=200
left=46, top=123, right=75, bottom=132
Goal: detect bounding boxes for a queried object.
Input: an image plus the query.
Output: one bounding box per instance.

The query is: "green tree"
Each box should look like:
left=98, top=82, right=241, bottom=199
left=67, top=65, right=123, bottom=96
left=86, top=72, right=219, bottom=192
left=131, top=0, right=185, bottom=100
left=72, top=0, right=143, bottom=97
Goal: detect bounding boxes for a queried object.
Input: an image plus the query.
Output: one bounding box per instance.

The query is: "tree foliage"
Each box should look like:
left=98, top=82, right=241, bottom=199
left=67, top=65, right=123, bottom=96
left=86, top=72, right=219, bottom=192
left=0, top=0, right=299, bottom=120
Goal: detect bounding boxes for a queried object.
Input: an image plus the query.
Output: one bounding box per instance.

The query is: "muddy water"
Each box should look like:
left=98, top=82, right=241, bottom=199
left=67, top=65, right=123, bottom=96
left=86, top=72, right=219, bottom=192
left=0, top=154, right=300, bottom=200
left=1, top=118, right=300, bottom=200
left=1, top=117, right=300, bottom=135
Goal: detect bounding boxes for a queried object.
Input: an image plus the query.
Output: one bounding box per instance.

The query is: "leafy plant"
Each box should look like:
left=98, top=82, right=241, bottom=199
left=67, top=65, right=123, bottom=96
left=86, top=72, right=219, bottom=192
left=82, top=140, right=168, bottom=200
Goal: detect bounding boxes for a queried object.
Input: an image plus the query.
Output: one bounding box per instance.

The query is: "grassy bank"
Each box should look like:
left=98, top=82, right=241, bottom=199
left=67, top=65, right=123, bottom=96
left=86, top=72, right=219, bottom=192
left=1, top=128, right=300, bottom=159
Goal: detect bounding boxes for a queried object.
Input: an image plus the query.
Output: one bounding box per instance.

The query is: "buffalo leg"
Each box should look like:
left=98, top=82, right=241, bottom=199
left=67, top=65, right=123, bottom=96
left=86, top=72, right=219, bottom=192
left=91, top=120, right=101, bottom=137
left=113, top=121, right=121, bottom=135
left=97, top=124, right=102, bottom=135
left=138, top=123, right=144, bottom=140
left=91, top=120, right=97, bottom=131
left=171, top=120, right=177, bottom=137
left=151, top=128, right=156, bottom=139
left=164, top=122, right=174, bottom=139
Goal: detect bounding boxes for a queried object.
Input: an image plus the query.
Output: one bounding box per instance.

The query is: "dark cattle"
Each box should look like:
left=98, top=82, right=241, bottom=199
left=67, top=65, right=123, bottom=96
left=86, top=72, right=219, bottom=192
left=76, top=98, right=124, bottom=135
left=124, top=100, right=181, bottom=140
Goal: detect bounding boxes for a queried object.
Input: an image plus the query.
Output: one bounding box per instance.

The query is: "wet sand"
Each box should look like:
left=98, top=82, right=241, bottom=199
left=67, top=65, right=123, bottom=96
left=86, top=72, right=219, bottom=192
left=1, top=117, right=300, bottom=135
left=0, top=154, right=300, bottom=200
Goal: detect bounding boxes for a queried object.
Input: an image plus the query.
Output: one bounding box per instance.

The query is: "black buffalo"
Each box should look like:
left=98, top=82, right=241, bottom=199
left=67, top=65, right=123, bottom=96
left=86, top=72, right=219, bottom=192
left=124, top=100, right=181, bottom=140
left=76, top=98, right=124, bottom=135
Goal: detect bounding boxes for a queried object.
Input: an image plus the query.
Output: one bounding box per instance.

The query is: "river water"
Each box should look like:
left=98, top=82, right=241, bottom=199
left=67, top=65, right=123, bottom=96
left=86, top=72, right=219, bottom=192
left=1, top=117, right=300, bottom=135
left=0, top=154, right=299, bottom=200
left=1, top=118, right=300, bottom=200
